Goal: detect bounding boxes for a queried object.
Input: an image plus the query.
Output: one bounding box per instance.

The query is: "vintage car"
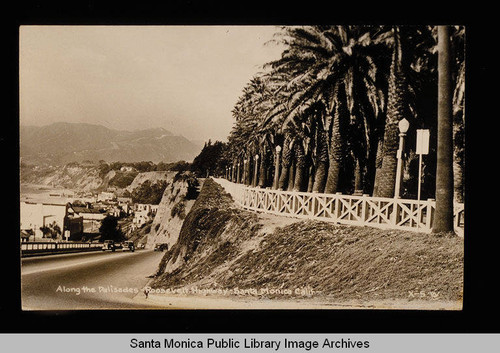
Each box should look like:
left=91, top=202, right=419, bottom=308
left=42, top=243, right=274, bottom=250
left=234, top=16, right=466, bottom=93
left=102, top=240, right=122, bottom=252
left=122, top=241, right=135, bottom=252
left=153, top=243, right=168, bottom=252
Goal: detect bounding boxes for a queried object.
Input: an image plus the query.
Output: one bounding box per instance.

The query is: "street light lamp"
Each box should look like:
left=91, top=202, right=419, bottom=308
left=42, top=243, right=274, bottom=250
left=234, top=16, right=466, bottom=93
left=398, top=118, right=410, bottom=135
left=394, top=118, right=410, bottom=198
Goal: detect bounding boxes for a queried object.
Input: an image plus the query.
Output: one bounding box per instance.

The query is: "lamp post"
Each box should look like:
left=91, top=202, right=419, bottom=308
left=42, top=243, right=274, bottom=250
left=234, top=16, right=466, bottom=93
left=394, top=118, right=410, bottom=198
left=253, top=154, right=259, bottom=187
left=237, top=162, right=241, bottom=184
left=274, top=145, right=281, bottom=189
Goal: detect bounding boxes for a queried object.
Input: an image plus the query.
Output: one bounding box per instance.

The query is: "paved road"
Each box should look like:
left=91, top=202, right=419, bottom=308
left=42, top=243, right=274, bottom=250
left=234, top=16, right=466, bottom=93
left=21, top=249, right=167, bottom=310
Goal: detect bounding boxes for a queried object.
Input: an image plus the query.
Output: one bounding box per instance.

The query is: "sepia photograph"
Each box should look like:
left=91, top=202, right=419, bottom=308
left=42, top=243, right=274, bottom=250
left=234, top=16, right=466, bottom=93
left=19, top=25, right=465, bottom=311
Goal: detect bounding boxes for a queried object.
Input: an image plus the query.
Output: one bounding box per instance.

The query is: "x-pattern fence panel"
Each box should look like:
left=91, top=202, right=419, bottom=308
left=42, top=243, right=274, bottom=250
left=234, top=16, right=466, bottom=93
left=215, top=178, right=464, bottom=235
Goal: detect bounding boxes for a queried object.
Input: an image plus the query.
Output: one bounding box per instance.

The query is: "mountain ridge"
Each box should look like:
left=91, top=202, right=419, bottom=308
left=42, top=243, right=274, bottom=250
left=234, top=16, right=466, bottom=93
left=20, top=122, right=201, bottom=165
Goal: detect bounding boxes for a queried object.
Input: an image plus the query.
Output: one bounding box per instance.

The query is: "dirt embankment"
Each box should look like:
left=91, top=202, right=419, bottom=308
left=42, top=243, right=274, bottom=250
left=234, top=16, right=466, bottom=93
left=151, top=178, right=464, bottom=306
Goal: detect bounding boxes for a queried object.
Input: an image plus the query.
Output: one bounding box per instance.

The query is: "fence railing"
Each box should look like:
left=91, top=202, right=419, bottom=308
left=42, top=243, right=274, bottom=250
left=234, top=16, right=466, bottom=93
left=214, top=178, right=465, bottom=236
left=21, top=241, right=103, bottom=252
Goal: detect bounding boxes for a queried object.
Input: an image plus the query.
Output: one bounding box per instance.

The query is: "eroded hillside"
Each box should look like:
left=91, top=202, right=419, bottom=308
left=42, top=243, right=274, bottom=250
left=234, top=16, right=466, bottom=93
left=150, top=178, right=464, bottom=306
left=20, top=163, right=108, bottom=192
left=145, top=172, right=200, bottom=249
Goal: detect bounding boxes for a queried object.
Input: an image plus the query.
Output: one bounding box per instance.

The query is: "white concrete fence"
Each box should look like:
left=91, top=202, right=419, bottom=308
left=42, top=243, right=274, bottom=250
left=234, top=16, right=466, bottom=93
left=214, top=178, right=465, bottom=236
left=21, top=242, right=103, bottom=251
left=21, top=241, right=103, bottom=257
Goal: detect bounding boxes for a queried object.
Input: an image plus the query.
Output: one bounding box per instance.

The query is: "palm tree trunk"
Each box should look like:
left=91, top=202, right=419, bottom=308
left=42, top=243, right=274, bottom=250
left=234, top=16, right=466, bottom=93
left=258, top=147, right=269, bottom=188
left=433, top=25, right=455, bottom=233
left=325, top=98, right=345, bottom=194
left=312, top=128, right=329, bottom=193
left=278, top=137, right=293, bottom=189
left=372, top=137, right=384, bottom=196
left=307, top=165, right=315, bottom=192
left=287, top=159, right=295, bottom=191
left=293, top=140, right=307, bottom=192
left=244, top=154, right=251, bottom=185
left=373, top=27, right=407, bottom=198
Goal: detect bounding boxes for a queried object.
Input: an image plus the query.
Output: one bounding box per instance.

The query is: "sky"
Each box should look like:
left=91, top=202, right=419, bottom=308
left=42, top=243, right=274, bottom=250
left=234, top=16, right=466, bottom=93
left=19, top=26, right=284, bottom=142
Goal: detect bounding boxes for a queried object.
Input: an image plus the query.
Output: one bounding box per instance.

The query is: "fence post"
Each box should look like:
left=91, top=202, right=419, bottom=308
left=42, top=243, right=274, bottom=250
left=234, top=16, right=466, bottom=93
left=334, top=192, right=342, bottom=223
left=362, top=194, right=370, bottom=225
left=453, top=205, right=461, bottom=230
left=426, top=198, right=435, bottom=230
left=392, top=199, right=402, bottom=227
left=312, top=191, right=318, bottom=217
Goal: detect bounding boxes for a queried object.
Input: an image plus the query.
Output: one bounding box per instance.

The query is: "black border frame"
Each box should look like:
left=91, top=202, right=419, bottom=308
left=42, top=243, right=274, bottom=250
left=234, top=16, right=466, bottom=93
left=4, top=0, right=490, bottom=334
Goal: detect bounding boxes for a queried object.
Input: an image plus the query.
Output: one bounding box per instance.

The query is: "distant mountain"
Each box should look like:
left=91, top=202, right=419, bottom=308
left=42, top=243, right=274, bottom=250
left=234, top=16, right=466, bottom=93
left=20, top=122, right=202, bottom=165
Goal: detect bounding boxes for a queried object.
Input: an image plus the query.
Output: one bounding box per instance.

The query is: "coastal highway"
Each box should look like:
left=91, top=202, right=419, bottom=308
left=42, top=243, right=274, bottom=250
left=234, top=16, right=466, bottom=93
left=21, top=249, right=167, bottom=310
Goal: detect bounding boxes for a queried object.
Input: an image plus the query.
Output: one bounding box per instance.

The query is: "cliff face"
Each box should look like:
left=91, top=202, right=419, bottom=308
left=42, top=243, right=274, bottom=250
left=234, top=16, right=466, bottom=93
left=20, top=164, right=107, bottom=192
left=151, top=178, right=464, bottom=304
left=126, top=171, right=174, bottom=192
left=145, top=172, right=199, bottom=249
left=21, top=166, right=175, bottom=194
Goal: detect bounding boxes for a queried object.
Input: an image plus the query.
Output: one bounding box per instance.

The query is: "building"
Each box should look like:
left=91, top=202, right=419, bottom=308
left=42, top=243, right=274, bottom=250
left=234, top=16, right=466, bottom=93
left=117, top=197, right=133, bottom=215
left=135, top=203, right=159, bottom=214
left=120, top=166, right=137, bottom=172
left=132, top=203, right=158, bottom=227
left=71, top=205, right=107, bottom=235
left=107, top=206, right=121, bottom=218
left=132, top=203, right=159, bottom=227
left=97, top=191, right=115, bottom=202
left=117, top=197, right=133, bottom=204
left=20, top=200, right=83, bottom=241
left=65, top=212, right=84, bottom=240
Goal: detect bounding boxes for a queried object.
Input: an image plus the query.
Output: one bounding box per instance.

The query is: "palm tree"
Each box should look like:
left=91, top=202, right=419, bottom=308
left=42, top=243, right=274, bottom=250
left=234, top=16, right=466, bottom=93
left=373, top=25, right=435, bottom=198
left=229, top=25, right=443, bottom=202
left=265, top=26, right=387, bottom=195
left=373, top=27, right=409, bottom=197
left=229, top=73, right=277, bottom=186
left=433, top=25, right=455, bottom=233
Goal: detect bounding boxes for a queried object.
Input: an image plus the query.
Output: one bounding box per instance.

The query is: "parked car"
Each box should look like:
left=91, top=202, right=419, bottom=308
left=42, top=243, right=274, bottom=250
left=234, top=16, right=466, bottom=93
left=154, top=243, right=168, bottom=252
left=102, top=240, right=122, bottom=252
left=122, top=241, right=135, bottom=252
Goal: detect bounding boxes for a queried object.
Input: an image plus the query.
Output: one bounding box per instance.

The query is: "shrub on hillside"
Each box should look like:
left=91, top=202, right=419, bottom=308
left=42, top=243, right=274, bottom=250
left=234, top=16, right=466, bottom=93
left=109, top=171, right=139, bottom=188
left=171, top=200, right=186, bottom=219
left=130, top=180, right=168, bottom=205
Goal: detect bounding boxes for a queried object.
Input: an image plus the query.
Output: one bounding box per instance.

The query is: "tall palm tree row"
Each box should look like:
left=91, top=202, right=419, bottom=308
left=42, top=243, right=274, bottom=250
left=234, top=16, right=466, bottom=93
left=225, top=25, right=465, bottom=204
